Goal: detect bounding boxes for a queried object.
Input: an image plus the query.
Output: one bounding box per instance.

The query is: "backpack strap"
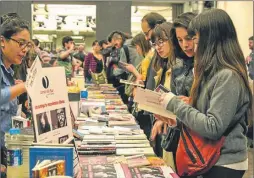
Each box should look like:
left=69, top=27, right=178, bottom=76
left=223, top=102, right=249, bottom=136
left=122, top=45, right=130, bottom=64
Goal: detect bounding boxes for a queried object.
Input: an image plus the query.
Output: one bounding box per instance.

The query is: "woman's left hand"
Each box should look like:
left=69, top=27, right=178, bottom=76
left=178, top=96, right=190, bottom=104
left=15, top=80, right=23, bottom=85
left=159, top=92, right=175, bottom=109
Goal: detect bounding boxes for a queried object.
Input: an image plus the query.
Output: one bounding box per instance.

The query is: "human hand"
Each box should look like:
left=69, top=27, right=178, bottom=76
left=1, top=164, right=6, bottom=173
left=246, top=56, right=252, bottom=64
left=15, top=80, right=23, bottom=85
left=125, top=64, right=135, bottom=73
left=159, top=92, right=175, bottom=109
left=154, top=114, right=177, bottom=127
left=178, top=96, right=190, bottom=104
left=150, top=120, right=167, bottom=140
left=21, top=112, right=26, bottom=118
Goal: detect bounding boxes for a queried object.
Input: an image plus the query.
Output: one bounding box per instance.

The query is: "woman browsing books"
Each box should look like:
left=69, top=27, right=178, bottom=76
left=150, top=12, right=197, bottom=170
left=156, top=9, right=252, bottom=178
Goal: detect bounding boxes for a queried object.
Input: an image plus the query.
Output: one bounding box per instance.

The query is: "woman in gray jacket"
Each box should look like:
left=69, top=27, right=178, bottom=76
left=156, top=9, right=252, bottom=178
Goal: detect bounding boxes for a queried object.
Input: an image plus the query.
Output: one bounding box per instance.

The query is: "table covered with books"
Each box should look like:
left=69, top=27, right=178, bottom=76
left=6, top=70, right=179, bottom=178
left=68, top=83, right=179, bottom=178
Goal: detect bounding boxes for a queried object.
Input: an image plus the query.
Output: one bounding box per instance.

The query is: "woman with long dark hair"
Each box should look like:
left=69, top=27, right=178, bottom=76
left=145, top=22, right=175, bottom=157
left=157, top=9, right=252, bottom=178
left=151, top=12, right=197, bottom=170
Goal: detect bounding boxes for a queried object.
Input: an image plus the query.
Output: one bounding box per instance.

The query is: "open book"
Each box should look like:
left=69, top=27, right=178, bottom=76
left=134, top=87, right=176, bottom=119
left=120, top=79, right=145, bottom=88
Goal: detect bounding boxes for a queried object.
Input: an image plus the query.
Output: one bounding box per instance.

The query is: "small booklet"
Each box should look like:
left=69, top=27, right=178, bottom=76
left=120, top=79, right=145, bottom=88
left=134, top=87, right=176, bottom=119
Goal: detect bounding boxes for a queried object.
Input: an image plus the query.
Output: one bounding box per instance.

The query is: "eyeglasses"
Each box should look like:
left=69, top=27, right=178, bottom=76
left=151, top=39, right=168, bottom=48
left=144, top=28, right=152, bottom=37
left=8, top=38, right=33, bottom=50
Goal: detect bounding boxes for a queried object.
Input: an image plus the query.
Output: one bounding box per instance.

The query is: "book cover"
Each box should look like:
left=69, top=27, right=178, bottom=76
left=29, top=147, right=73, bottom=178
left=12, top=116, right=30, bottom=129
left=116, top=148, right=155, bottom=156
left=79, top=156, right=108, bottom=166
left=134, top=88, right=177, bottom=119
left=125, top=155, right=150, bottom=168
left=82, top=163, right=131, bottom=178
left=147, top=157, right=166, bottom=167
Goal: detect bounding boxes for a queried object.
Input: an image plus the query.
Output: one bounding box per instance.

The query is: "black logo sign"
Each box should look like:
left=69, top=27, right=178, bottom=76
left=42, top=76, right=49, bottom=89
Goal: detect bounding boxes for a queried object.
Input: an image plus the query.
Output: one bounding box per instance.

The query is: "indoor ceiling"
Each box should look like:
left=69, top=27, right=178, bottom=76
left=32, top=4, right=172, bottom=41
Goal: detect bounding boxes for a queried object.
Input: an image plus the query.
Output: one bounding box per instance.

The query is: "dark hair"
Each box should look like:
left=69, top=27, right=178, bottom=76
left=62, top=36, right=73, bottom=47
left=249, top=36, right=253, bottom=41
left=32, top=39, right=40, bottom=46
left=151, top=22, right=175, bottom=71
left=92, top=40, right=99, bottom=46
left=131, top=33, right=151, bottom=57
left=99, top=40, right=108, bottom=47
left=141, top=12, right=166, bottom=29
left=39, top=112, right=50, bottom=127
left=188, top=9, right=252, bottom=109
left=107, top=31, right=131, bottom=43
left=171, top=12, right=197, bottom=59
left=0, top=13, right=30, bottom=39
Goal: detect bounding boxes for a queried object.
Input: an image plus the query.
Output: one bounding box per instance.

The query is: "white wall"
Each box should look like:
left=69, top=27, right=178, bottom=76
left=217, top=1, right=253, bottom=57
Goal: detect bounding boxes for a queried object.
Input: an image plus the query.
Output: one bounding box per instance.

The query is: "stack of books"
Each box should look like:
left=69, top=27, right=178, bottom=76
left=72, top=84, right=179, bottom=177
left=5, top=127, right=35, bottom=178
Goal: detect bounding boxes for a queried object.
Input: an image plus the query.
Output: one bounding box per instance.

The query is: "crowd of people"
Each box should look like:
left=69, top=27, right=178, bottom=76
left=0, top=7, right=253, bottom=178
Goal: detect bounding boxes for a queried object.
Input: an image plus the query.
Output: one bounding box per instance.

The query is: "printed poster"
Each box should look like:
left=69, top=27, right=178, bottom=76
left=26, top=65, right=73, bottom=143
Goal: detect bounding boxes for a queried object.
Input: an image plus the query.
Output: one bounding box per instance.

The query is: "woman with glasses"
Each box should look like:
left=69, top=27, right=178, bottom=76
left=150, top=12, right=197, bottom=170
left=0, top=13, right=31, bottom=176
left=157, top=9, right=252, bottom=178
left=145, top=22, right=175, bottom=158
left=150, top=22, right=175, bottom=91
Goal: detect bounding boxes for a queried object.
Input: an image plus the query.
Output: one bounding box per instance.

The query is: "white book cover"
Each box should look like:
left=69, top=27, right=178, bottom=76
left=116, top=147, right=155, bottom=156
left=134, top=87, right=177, bottom=119
left=115, top=140, right=149, bottom=144
left=115, top=134, right=147, bottom=140
left=116, top=143, right=151, bottom=148
left=12, top=116, right=29, bottom=129
left=83, top=135, right=115, bottom=141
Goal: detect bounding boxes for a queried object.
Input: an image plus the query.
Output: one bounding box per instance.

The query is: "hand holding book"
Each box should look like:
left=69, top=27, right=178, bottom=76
left=154, top=114, right=177, bottom=127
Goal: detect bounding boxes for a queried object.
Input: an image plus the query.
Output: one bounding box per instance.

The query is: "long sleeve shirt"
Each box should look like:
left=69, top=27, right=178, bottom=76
left=166, top=69, right=250, bottom=166
left=0, top=59, right=18, bottom=146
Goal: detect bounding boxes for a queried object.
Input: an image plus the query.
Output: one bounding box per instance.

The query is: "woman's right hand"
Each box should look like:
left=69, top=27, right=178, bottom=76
left=125, top=64, right=135, bottom=73
left=150, top=120, right=167, bottom=141
left=154, top=114, right=177, bottom=127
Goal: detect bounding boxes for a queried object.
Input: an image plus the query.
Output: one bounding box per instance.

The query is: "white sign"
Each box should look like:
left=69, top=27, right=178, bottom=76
left=26, top=56, right=42, bottom=98
left=30, top=67, right=73, bottom=143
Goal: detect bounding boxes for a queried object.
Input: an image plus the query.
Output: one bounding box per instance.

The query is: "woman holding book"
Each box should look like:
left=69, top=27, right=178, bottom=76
left=150, top=12, right=197, bottom=170
left=156, top=9, right=252, bottom=178
left=143, top=22, right=175, bottom=157
left=0, top=13, right=32, bottom=176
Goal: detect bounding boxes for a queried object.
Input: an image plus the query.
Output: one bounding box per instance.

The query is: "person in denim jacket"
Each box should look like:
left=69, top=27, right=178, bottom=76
left=0, top=13, right=32, bottom=176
